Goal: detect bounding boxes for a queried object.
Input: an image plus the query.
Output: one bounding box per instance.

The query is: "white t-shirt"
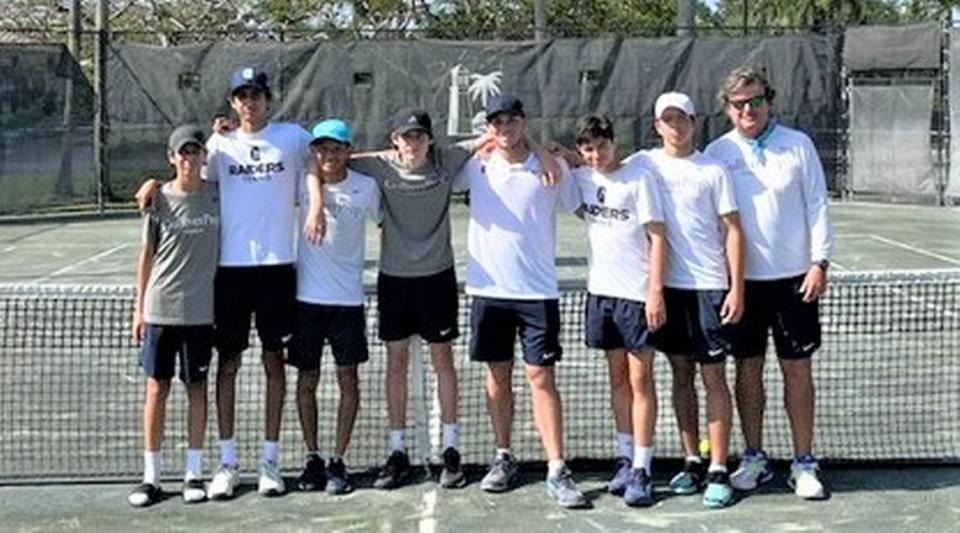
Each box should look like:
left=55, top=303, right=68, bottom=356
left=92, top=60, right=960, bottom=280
left=297, top=170, right=381, bottom=306
left=205, top=122, right=311, bottom=266
left=705, top=124, right=833, bottom=280
left=631, top=149, right=738, bottom=291
left=573, top=160, right=664, bottom=302
left=455, top=151, right=580, bottom=300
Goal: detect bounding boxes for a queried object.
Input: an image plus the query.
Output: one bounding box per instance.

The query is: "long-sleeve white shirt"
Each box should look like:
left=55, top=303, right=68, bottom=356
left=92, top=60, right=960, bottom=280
left=705, top=124, right=832, bottom=280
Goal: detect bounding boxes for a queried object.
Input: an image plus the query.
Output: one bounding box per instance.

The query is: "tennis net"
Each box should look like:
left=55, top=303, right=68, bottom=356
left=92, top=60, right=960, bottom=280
left=1, top=269, right=958, bottom=482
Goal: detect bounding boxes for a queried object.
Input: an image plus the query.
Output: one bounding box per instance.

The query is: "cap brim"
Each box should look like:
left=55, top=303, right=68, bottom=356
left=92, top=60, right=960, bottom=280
left=392, top=125, right=430, bottom=136
left=485, top=109, right=524, bottom=122
left=230, top=83, right=270, bottom=96
left=310, top=136, right=351, bottom=146
left=171, top=140, right=204, bottom=153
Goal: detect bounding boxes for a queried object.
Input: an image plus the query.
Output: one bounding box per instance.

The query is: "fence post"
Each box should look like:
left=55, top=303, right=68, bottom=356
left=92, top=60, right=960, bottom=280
left=93, top=0, right=111, bottom=212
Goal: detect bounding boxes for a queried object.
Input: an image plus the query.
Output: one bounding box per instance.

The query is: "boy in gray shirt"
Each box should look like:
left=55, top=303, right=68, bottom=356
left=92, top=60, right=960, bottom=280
left=128, top=125, right=220, bottom=507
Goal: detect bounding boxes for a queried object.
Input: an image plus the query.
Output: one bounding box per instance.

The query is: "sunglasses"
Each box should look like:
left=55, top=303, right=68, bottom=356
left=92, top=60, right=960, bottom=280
left=728, top=94, right=767, bottom=110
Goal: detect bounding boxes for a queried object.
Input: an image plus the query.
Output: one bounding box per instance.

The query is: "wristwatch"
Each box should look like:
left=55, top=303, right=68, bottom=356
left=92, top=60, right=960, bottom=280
left=815, top=259, right=830, bottom=271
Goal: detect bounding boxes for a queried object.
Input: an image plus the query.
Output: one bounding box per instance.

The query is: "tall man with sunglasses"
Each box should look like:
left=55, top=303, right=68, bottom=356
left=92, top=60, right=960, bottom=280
left=705, top=67, right=833, bottom=500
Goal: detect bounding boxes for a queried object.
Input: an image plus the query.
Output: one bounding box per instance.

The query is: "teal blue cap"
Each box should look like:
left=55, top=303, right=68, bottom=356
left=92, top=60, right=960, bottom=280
left=311, top=119, right=352, bottom=145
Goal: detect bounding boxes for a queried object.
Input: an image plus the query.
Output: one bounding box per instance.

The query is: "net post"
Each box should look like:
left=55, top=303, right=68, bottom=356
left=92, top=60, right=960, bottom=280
left=410, top=335, right=432, bottom=476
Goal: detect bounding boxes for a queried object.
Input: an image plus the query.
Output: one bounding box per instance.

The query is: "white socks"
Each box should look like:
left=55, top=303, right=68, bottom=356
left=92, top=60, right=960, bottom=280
left=633, top=446, right=653, bottom=474
left=390, top=430, right=406, bottom=453
left=617, top=432, right=634, bottom=460
left=143, top=451, right=162, bottom=486
left=185, top=449, right=203, bottom=481
left=442, top=423, right=460, bottom=450
left=547, top=459, right=567, bottom=478
left=219, top=439, right=237, bottom=467
left=263, top=440, right=280, bottom=465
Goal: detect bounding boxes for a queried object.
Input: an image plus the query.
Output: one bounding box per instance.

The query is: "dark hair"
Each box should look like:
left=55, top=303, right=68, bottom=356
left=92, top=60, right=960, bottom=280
left=575, top=114, right=615, bottom=146
left=718, top=66, right=776, bottom=104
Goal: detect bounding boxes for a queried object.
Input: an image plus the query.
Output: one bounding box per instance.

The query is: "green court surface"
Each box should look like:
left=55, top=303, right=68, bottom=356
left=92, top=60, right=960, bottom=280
left=1, top=201, right=958, bottom=532
left=0, top=201, right=959, bottom=285
left=1, top=466, right=959, bottom=532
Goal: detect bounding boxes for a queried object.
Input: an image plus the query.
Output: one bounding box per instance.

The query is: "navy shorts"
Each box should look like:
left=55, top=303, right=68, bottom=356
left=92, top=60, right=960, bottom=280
left=734, top=275, right=821, bottom=360
left=289, top=302, right=369, bottom=370
left=652, top=287, right=733, bottom=365
left=469, top=297, right=562, bottom=367
left=377, top=267, right=459, bottom=343
left=584, top=294, right=653, bottom=355
left=214, top=264, right=296, bottom=356
left=140, top=324, right=213, bottom=384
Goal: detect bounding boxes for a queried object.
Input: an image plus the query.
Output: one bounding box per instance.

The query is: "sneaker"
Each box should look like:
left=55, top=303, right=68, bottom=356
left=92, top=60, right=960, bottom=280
left=296, top=455, right=327, bottom=492
left=623, top=469, right=654, bottom=507
left=669, top=459, right=705, bottom=495
left=480, top=453, right=519, bottom=493
left=374, top=450, right=412, bottom=489
left=258, top=460, right=287, bottom=496
left=730, top=450, right=773, bottom=491
left=207, top=464, right=240, bottom=500
left=325, top=457, right=353, bottom=495
left=439, top=447, right=466, bottom=489
left=182, top=478, right=206, bottom=504
left=702, top=471, right=734, bottom=509
left=545, top=467, right=589, bottom=509
left=788, top=455, right=827, bottom=500
left=128, top=483, right=162, bottom=507
left=607, top=456, right=632, bottom=496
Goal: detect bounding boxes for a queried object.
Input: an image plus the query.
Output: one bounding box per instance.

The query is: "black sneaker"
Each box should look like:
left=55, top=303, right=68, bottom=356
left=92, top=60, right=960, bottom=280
left=374, top=450, right=412, bottom=489
left=296, top=454, right=327, bottom=491
left=325, top=457, right=353, bottom=495
left=128, top=483, right=163, bottom=507
left=439, top=447, right=466, bottom=489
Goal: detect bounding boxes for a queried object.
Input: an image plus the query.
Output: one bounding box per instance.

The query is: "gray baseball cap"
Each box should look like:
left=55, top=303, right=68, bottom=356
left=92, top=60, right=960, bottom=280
left=168, top=124, right=206, bottom=153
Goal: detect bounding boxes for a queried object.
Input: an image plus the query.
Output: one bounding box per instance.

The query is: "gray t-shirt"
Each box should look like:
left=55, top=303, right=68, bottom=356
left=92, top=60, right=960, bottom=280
left=143, top=182, right=220, bottom=325
left=350, top=142, right=472, bottom=277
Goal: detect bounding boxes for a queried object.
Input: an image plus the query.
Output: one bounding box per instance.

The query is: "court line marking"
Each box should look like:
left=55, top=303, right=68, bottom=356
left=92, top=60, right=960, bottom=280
left=27, top=243, right=129, bottom=285
left=869, top=235, right=960, bottom=266
left=418, top=488, right=437, bottom=533
left=2, top=245, right=15, bottom=253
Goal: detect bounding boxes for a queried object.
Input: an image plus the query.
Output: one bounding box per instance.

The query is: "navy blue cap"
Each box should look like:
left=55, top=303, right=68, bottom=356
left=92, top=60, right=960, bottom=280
left=389, top=108, right=432, bottom=137
left=229, top=67, right=270, bottom=95
left=485, top=94, right=525, bottom=121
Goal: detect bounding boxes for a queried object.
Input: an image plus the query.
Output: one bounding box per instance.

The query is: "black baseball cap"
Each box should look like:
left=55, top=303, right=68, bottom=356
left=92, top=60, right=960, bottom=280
left=167, top=124, right=206, bottom=153
left=485, top=94, right=525, bottom=121
left=389, top=108, right=432, bottom=137
left=229, top=67, right=270, bottom=97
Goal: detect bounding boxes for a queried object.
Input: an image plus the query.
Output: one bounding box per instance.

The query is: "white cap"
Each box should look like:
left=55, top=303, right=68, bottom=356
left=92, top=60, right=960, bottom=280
left=654, top=92, right=696, bottom=119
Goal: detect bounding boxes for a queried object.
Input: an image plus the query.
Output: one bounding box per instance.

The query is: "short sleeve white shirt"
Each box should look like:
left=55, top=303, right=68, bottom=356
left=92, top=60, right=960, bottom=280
left=705, top=124, right=833, bottom=280
left=633, top=149, right=737, bottom=290
left=205, top=122, right=311, bottom=266
left=574, top=159, right=664, bottom=302
left=457, top=152, right=579, bottom=299
left=296, top=170, right=380, bottom=306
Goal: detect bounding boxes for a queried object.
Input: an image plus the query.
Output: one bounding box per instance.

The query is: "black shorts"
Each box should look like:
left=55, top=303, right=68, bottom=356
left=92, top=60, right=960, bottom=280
left=377, top=267, right=459, bottom=343
left=584, top=294, right=653, bottom=355
left=469, top=297, right=562, bottom=367
left=733, top=275, right=821, bottom=360
left=214, top=264, right=296, bottom=356
left=289, top=302, right=369, bottom=370
left=652, top=287, right=733, bottom=365
left=140, top=324, right=213, bottom=384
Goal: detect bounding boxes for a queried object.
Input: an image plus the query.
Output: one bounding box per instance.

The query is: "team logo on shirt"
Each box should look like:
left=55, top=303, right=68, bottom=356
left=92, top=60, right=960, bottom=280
left=250, top=146, right=261, bottom=161
left=581, top=185, right=629, bottom=221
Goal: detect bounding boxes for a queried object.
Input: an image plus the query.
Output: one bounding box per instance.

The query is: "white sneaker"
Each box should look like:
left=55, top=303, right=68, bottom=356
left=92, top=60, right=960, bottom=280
left=182, top=478, right=206, bottom=504
left=789, top=458, right=826, bottom=499
left=730, top=450, right=773, bottom=491
left=207, top=464, right=240, bottom=500
left=258, top=461, right=286, bottom=496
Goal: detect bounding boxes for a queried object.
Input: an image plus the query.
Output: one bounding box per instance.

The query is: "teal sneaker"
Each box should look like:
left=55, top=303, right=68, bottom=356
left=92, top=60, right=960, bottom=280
left=669, top=459, right=705, bottom=495
left=702, top=471, right=734, bottom=509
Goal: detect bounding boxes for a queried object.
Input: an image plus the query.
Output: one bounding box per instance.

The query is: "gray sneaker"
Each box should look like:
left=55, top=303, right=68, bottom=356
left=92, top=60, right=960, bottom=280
left=546, top=467, right=589, bottom=509
left=480, top=453, right=518, bottom=493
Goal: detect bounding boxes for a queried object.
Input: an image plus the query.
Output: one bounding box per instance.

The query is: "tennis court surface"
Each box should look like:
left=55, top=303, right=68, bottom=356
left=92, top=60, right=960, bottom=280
left=1, top=201, right=959, bottom=531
